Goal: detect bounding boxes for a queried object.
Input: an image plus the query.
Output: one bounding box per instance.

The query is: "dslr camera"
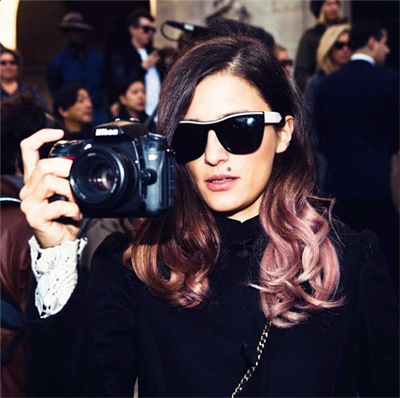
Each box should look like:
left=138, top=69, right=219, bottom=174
left=49, top=119, right=176, bottom=218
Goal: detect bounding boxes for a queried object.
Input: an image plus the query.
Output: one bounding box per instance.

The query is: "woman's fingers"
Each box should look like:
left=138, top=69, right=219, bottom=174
left=28, top=201, right=82, bottom=248
left=19, top=142, right=83, bottom=247
left=20, top=129, right=64, bottom=183
left=21, top=173, right=74, bottom=207
left=20, top=157, right=73, bottom=201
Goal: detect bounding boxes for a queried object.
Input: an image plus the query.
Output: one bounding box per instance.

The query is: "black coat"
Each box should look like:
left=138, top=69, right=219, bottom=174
left=25, top=217, right=399, bottom=397
left=314, top=60, right=399, bottom=200
left=294, top=23, right=326, bottom=92
left=108, top=45, right=165, bottom=104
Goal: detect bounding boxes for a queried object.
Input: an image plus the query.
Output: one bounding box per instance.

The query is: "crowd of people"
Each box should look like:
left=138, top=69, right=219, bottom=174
left=1, top=1, right=399, bottom=397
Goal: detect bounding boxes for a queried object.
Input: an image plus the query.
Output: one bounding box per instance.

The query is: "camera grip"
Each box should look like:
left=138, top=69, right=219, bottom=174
left=48, top=194, right=72, bottom=223
left=48, top=194, right=69, bottom=203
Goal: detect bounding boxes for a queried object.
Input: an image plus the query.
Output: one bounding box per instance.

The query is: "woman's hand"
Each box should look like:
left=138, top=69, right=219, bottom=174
left=19, top=129, right=83, bottom=248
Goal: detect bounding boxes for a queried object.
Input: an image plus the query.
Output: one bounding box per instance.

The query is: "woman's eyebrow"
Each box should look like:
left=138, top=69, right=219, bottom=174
left=183, top=110, right=252, bottom=122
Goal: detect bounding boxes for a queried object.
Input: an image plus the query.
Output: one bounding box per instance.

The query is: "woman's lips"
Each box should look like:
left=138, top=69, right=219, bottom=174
left=205, top=174, right=238, bottom=191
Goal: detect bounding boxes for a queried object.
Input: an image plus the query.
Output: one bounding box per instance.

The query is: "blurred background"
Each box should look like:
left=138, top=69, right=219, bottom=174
left=0, top=0, right=398, bottom=110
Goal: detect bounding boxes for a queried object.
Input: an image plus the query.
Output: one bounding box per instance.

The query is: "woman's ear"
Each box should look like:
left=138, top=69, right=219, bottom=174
left=276, top=115, right=294, bottom=154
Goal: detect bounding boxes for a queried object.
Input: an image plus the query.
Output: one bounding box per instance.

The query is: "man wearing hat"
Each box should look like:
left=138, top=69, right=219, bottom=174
left=47, top=12, right=107, bottom=125
left=294, top=0, right=345, bottom=92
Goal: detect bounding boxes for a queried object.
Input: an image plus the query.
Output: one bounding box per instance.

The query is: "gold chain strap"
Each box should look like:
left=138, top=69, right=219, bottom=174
left=231, top=322, right=272, bottom=398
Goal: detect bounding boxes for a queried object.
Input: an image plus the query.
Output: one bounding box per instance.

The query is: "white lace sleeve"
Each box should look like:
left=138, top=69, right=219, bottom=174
left=29, top=236, right=87, bottom=319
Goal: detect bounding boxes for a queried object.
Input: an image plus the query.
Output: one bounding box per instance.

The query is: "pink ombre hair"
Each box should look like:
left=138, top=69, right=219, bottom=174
left=125, top=33, right=343, bottom=328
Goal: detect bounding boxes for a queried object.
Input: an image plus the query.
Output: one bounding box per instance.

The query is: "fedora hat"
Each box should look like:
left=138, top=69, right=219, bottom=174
left=59, top=11, right=93, bottom=31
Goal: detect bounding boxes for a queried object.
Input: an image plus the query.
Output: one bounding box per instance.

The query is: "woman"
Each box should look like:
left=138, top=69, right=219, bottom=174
left=116, top=75, right=156, bottom=131
left=304, top=24, right=351, bottom=191
left=20, top=32, right=398, bottom=397
left=304, top=23, right=351, bottom=114
left=274, top=44, right=293, bottom=74
left=0, top=48, right=46, bottom=109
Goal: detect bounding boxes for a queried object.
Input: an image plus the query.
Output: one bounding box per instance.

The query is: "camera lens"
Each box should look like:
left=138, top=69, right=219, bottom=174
left=70, top=148, right=139, bottom=208
left=90, top=164, right=116, bottom=192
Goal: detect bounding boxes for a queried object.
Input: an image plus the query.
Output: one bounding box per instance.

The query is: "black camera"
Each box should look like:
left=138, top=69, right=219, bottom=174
left=49, top=119, right=176, bottom=218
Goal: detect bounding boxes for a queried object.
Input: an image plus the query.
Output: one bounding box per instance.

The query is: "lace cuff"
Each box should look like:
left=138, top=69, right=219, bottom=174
left=29, top=236, right=87, bottom=319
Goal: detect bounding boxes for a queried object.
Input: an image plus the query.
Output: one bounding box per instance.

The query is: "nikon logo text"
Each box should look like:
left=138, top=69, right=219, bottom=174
left=96, top=128, right=119, bottom=136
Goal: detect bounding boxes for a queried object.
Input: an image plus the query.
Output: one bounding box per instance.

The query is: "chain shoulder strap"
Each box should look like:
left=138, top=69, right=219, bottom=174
left=231, top=322, right=272, bottom=398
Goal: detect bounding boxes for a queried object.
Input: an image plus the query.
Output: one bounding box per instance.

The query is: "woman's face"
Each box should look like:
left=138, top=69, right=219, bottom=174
left=0, top=53, right=18, bottom=81
left=119, top=81, right=146, bottom=114
left=330, top=32, right=351, bottom=67
left=184, top=73, right=292, bottom=222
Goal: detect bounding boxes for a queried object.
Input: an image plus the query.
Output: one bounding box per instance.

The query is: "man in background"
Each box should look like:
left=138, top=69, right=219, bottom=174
left=109, top=10, right=164, bottom=120
left=294, top=0, right=344, bottom=91
left=314, top=20, right=399, bottom=295
left=53, top=83, right=93, bottom=140
left=47, top=12, right=107, bottom=125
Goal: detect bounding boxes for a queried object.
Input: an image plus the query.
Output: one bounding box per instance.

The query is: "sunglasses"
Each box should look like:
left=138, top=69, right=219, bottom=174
left=280, top=59, right=293, bottom=67
left=333, top=41, right=350, bottom=50
left=0, top=60, right=17, bottom=66
left=171, top=111, right=283, bottom=164
left=139, top=25, right=156, bottom=34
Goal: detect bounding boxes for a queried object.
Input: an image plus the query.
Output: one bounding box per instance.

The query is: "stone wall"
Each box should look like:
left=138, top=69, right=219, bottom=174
left=15, top=0, right=351, bottom=109
left=154, top=0, right=350, bottom=61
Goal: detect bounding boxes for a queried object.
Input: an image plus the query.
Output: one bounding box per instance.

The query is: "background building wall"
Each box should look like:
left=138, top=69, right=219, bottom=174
left=153, top=0, right=351, bottom=61
left=12, top=0, right=396, bottom=113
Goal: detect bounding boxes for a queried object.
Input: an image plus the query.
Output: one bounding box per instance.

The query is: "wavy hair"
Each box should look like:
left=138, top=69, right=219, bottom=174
left=126, top=34, right=343, bottom=328
left=317, top=23, right=351, bottom=74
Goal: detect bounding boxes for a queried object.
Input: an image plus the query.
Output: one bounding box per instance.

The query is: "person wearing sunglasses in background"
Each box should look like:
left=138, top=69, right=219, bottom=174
left=19, top=26, right=398, bottom=398
left=304, top=24, right=351, bottom=191
left=274, top=44, right=294, bottom=74
left=305, top=24, right=351, bottom=118
left=0, top=47, right=47, bottom=110
left=108, top=9, right=164, bottom=122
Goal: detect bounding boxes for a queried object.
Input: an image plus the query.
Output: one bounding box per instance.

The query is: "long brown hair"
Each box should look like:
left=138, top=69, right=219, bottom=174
left=126, top=34, right=343, bottom=327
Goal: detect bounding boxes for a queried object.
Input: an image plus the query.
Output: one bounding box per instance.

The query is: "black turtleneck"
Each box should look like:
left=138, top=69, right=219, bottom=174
left=25, top=216, right=399, bottom=397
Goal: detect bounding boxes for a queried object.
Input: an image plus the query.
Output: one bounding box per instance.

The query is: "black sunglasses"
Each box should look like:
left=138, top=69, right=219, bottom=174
left=0, top=60, right=17, bottom=66
left=171, top=111, right=282, bottom=164
left=280, top=59, right=293, bottom=67
left=333, top=41, right=350, bottom=50
left=139, top=25, right=156, bottom=34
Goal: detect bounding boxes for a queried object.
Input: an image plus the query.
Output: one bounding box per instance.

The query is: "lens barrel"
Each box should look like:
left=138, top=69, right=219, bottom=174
left=69, top=148, right=139, bottom=208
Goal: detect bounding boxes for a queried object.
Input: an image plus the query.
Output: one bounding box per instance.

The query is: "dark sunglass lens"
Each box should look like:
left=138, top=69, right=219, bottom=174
left=218, top=115, right=264, bottom=154
left=1, top=60, right=16, bottom=66
left=142, top=26, right=156, bottom=33
left=172, top=124, right=207, bottom=163
left=281, top=60, right=293, bottom=67
left=334, top=41, right=348, bottom=50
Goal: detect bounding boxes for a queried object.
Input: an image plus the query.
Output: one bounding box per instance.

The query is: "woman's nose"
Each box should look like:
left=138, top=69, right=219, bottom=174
left=203, top=130, right=229, bottom=165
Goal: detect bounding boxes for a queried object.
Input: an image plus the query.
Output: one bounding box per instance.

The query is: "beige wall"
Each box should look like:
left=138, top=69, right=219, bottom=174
left=154, top=0, right=350, bottom=61
left=14, top=0, right=351, bottom=110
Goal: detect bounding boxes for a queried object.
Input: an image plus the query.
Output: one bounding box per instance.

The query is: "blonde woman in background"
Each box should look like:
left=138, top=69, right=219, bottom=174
left=305, top=23, right=351, bottom=114
left=305, top=23, right=351, bottom=191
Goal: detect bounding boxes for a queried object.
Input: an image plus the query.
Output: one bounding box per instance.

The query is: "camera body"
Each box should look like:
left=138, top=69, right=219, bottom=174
left=49, top=119, right=176, bottom=218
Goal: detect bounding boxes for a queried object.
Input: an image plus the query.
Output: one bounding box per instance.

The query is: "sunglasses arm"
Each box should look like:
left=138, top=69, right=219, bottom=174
left=264, top=112, right=282, bottom=124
